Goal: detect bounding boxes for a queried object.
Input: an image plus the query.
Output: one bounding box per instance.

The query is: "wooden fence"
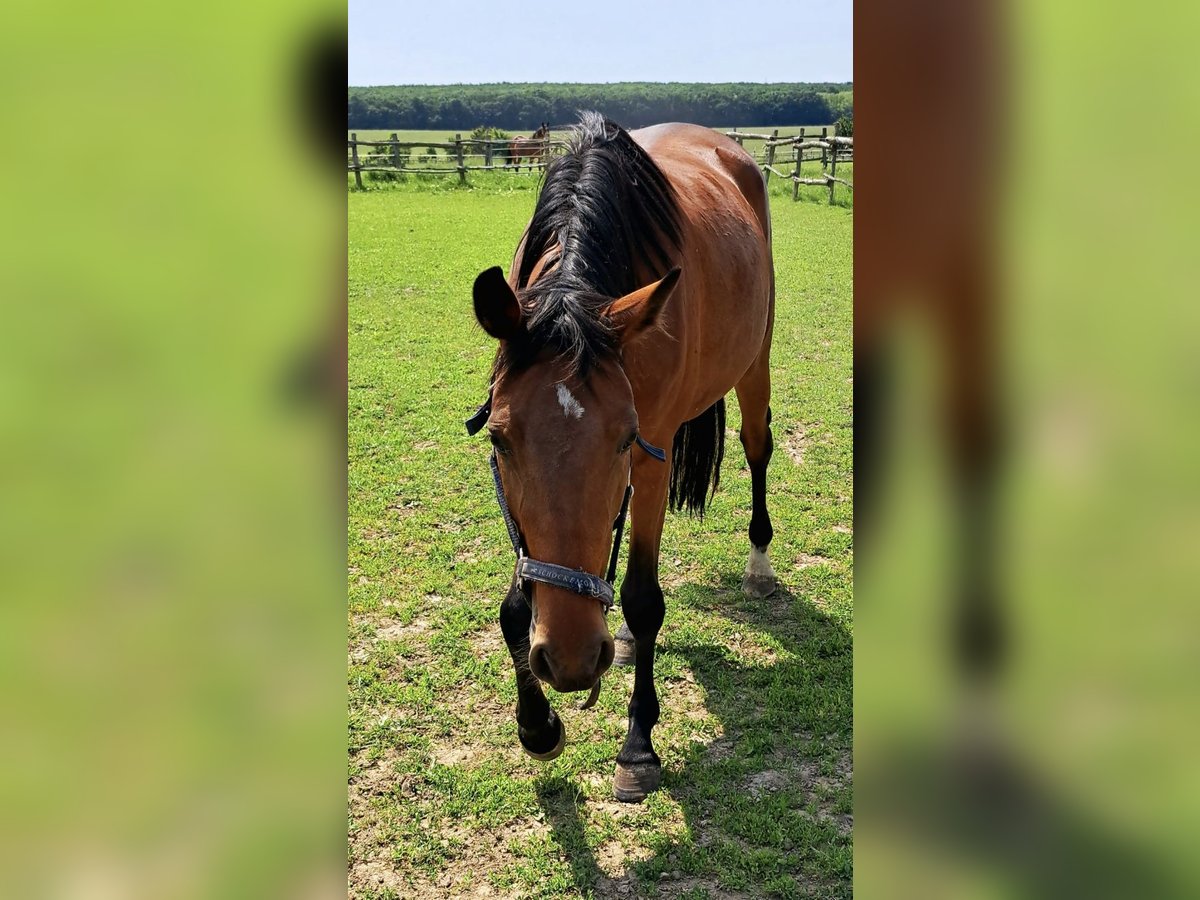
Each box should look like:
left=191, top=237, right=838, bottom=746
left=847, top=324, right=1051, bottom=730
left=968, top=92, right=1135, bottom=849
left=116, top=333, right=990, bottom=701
left=347, top=132, right=569, bottom=187
left=726, top=128, right=853, bottom=203
left=347, top=127, right=852, bottom=203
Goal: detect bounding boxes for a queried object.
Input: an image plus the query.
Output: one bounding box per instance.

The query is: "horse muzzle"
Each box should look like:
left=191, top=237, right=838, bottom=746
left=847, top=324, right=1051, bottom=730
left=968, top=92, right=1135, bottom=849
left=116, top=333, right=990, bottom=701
left=528, top=634, right=615, bottom=693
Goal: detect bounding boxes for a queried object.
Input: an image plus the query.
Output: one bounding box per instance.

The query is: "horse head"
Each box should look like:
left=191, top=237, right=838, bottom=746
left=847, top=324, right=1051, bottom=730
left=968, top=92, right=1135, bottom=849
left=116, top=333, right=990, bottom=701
left=471, top=265, right=681, bottom=693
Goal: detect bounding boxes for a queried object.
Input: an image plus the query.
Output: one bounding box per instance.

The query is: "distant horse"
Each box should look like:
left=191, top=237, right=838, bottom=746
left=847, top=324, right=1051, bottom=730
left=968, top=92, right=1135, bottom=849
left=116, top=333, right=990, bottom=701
left=506, top=123, right=550, bottom=172
left=467, top=112, right=776, bottom=802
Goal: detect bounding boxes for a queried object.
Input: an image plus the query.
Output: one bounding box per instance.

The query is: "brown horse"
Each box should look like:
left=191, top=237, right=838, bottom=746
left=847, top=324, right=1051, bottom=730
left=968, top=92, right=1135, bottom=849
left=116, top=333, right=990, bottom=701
left=856, top=0, right=1006, bottom=681
left=469, top=112, right=776, bottom=802
left=506, top=122, right=549, bottom=172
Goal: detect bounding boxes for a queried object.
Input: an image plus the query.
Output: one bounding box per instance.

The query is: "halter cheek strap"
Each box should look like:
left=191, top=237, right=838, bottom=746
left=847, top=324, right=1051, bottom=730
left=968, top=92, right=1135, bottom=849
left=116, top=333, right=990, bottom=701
left=467, top=393, right=663, bottom=612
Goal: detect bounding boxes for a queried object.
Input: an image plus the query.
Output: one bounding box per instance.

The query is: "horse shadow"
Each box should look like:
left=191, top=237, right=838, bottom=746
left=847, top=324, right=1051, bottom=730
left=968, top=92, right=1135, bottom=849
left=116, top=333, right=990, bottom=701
left=534, top=575, right=853, bottom=898
left=533, top=575, right=1180, bottom=899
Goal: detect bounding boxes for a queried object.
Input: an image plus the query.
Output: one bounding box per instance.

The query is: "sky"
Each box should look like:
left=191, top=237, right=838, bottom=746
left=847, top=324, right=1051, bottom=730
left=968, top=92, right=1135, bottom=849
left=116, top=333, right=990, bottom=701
left=348, top=0, right=851, bottom=86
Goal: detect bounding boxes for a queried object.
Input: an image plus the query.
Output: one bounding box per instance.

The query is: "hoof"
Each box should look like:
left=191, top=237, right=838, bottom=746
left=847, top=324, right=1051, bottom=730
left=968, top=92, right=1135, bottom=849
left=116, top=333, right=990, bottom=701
left=742, top=546, right=778, bottom=598
left=519, top=714, right=565, bottom=761
left=741, top=573, right=778, bottom=598
left=613, top=638, right=636, bottom=667
left=613, top=762, right=661, bottom=803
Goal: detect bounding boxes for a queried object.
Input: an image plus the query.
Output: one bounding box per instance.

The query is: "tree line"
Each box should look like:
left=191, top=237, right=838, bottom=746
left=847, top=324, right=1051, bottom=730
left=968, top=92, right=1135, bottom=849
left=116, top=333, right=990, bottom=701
left=347, top=82, right=853, bottom=131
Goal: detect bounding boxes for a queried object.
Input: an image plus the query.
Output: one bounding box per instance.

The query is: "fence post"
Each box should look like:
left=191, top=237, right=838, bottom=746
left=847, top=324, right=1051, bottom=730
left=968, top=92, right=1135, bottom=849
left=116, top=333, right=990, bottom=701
left=389, top=133, right=400, bottom=170
left=829, top=138, right=838, bottom=205
left=821, top=127, right=829, bottom=170
left=484, top=139, right=492, bottom=168
left=733, top=127, right=743, bottom=148
left=793, top=142, right=801, bottom=202
left=455, top=134, right=466, bottom=184
left=764, top=128, right=778, bottom=187
left=350, top=133, right=363, bottom=190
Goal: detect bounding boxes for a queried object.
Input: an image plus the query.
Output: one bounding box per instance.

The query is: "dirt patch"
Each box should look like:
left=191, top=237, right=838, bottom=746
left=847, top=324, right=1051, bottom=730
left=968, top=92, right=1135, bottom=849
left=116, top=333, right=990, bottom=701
left=781, top=426, right=809, bottom=466
left=793, top=553, right=830, bottom=570
left=659, top=556, right=700, bottom=590
left=654, top=877, right=759, bottom=899
left=703, top=737, right=736, bottom=761
left=349, top=751, right=404, bottom=800
left=593, top=838, right=655, bottom=877
left=745, top=769, right=791, bottom=797
left=349, top=815, right=550, bottom=899
left=376, top=618, right=432, bottom=641
left=431, top=745, right=484, bottom=768
left=723, top=630, right=783, bottom=666
left=351, top=857, right=524, bottom=900
left=467, top=626, right=507, bottom=660
left=455, top=534, right=486, bottom=565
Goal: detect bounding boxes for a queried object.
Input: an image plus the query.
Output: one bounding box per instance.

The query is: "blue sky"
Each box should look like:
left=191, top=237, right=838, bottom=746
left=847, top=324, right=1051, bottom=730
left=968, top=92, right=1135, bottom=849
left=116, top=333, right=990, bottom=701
left=348, top=0, right=851, bottom=85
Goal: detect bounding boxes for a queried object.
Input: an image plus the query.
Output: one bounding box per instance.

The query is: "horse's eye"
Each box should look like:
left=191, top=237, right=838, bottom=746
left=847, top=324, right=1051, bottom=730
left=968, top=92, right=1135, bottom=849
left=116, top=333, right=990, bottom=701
left=619, top=433, right=636, bottom=453
left=489, top=433, right=511, bottom=456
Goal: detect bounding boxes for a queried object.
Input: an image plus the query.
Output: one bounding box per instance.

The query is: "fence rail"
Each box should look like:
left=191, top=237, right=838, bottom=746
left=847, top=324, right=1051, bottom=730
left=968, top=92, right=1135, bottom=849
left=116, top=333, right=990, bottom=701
left=347, top=132, right=570, bottom=188
left=725, top=127, right=853, bottom=204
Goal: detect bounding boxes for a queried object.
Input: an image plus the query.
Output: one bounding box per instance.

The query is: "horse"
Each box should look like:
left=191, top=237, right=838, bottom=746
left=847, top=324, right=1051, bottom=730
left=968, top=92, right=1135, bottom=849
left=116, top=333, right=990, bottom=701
left=467, top=112, right=776, bottom=802
left=506, top=123, right=549, bottom=172
left=856, top=0, right=1006, bottom=682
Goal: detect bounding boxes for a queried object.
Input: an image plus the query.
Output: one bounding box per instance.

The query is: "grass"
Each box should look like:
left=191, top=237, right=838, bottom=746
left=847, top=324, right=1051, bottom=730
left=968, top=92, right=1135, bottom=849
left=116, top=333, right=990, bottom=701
left=348, top=177, right=852, bottom=898
left=348, top=160, right=853, bottom=209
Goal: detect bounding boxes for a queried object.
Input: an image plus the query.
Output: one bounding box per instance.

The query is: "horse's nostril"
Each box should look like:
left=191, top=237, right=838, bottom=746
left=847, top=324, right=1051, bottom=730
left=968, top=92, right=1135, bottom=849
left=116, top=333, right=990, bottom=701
left=597, top=638, right=615, bottom=675
left=528, top=643, right=555, bottom=683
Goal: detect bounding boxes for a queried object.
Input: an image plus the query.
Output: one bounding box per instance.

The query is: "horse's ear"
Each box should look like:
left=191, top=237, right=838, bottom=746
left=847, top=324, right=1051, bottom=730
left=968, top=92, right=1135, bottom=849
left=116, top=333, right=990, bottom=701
left=605, top=267, right=681, bottom=343
left=473, top=266, right=523, bottom=341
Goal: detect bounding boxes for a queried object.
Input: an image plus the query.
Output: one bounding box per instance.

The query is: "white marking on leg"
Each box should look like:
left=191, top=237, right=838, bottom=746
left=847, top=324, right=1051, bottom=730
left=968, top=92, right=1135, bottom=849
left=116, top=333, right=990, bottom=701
left=556, top=383, right=585, bottom=419
left=745, top=546, right=777, bottom=580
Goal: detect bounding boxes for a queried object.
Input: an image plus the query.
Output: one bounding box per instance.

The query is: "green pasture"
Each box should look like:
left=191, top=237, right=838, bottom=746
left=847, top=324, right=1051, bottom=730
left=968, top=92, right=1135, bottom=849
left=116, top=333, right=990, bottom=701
left=348, top=179, right=852, bottom=897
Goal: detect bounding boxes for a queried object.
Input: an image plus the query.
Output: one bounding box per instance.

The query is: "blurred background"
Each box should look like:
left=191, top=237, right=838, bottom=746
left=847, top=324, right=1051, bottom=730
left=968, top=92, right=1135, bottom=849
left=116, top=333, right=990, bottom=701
left=1, top=0, right=1198, bottom=896
left=0, top=2, right=346, bottom=896
left=856, top=0, right=1200, bottom=897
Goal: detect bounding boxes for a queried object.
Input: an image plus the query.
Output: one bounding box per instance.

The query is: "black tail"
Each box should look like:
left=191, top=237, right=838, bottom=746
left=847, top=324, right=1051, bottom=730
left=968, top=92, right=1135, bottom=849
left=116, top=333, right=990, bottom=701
left=668, top=398, right=726, bottom=517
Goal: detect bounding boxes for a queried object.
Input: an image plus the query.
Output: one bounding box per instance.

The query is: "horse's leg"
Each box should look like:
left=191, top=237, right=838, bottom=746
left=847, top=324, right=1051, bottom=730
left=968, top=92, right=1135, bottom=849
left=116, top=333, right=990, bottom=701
left=937, top=249, right=1004, bottom=684
left=499, top=580, right=565, bottom=759
left=735, top=330, right=779, bottom=598
left=613, top=457, right=670, bottom=802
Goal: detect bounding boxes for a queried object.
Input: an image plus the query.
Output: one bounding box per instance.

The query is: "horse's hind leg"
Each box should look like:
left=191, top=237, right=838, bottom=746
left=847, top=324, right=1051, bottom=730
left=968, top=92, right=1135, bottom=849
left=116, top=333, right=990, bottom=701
left=735, top=335, right=778, bottom=597
left=499, top=581, right=565, bottom=760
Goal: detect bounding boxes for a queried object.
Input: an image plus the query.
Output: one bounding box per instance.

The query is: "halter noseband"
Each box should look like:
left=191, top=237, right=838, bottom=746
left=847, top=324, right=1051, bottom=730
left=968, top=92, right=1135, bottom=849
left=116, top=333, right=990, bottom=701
left=465, top=392, right=666, bottom=613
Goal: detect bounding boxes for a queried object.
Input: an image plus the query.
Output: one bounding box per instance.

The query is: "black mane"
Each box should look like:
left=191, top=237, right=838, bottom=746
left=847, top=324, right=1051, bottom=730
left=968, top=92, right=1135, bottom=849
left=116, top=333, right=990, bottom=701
left=499, top=112, right=681, bottom=378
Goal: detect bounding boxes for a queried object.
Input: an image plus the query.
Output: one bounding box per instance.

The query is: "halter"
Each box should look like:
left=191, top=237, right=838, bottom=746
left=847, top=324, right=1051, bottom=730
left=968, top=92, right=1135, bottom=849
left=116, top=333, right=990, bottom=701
left=465, top=392, right=666, bottom=613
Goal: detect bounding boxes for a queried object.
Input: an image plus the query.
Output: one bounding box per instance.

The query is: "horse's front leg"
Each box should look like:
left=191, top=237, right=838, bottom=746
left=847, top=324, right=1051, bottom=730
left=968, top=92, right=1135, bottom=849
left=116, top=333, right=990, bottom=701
left=499, top=580, right=565, bottom=759
left=613, top=463, right=670, bottom=802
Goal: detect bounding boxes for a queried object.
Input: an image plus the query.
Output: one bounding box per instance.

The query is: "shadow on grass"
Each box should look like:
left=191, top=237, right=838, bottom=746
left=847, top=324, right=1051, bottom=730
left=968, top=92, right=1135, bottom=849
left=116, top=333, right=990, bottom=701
left=534, top=573, right=1181, bottom=900
left=536, top=576, right=854, bottom=899
left=858, top=734, right=1192, bottom=900
left=534, top=778, right=606, bottom=893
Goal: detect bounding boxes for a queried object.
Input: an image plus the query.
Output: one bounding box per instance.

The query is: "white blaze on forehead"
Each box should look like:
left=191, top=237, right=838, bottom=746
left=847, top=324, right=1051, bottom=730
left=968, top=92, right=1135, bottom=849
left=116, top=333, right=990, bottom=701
left=555, top=383, right=585, bottom=419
